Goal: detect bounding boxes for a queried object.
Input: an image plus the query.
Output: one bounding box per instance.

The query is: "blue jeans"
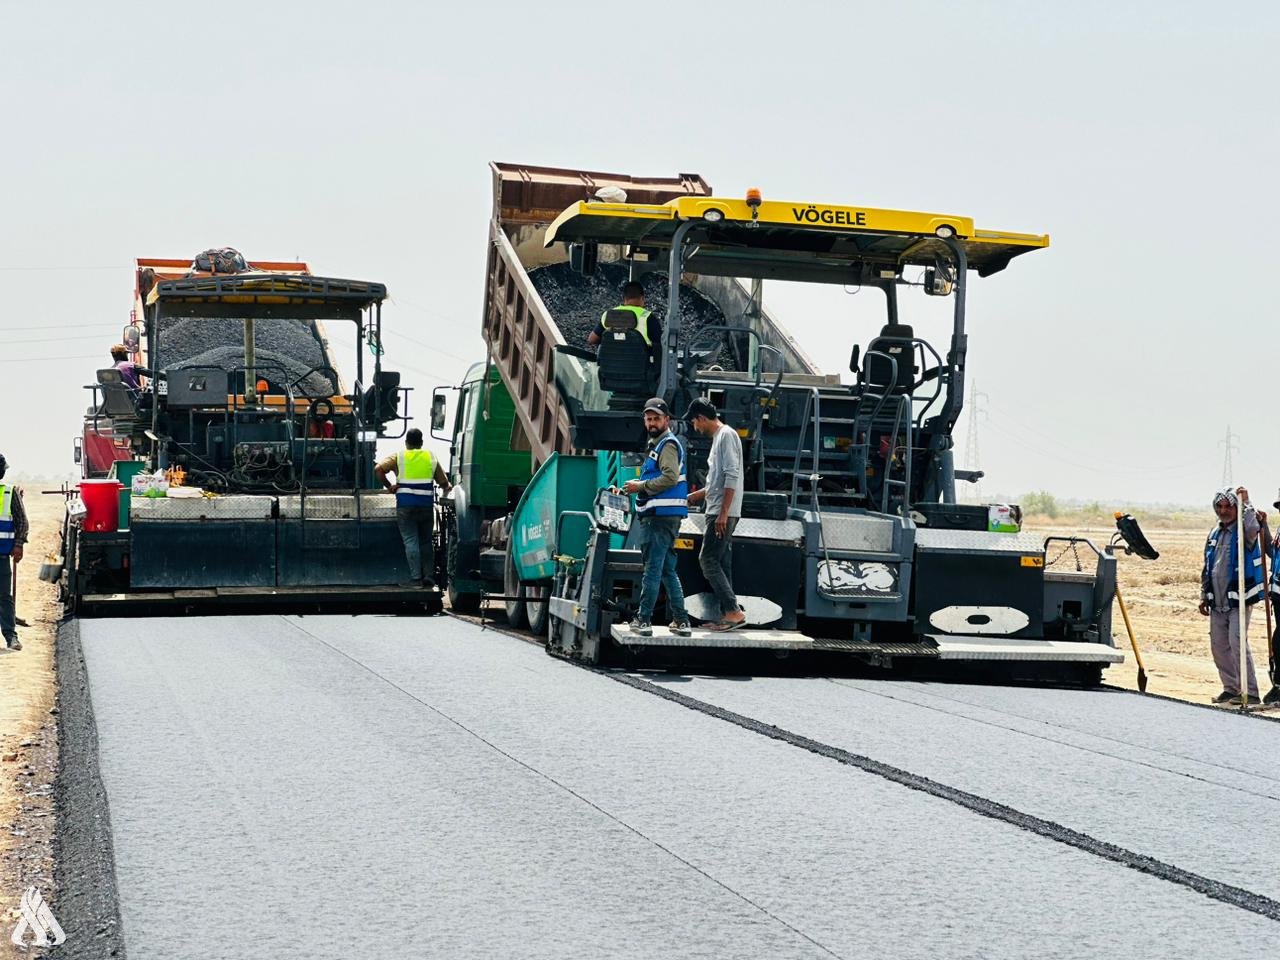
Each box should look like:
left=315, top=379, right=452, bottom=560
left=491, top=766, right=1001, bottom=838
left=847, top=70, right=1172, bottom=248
left=637, top=516, right=687, bottom=623
left=395, top=506, right=435, bottom=582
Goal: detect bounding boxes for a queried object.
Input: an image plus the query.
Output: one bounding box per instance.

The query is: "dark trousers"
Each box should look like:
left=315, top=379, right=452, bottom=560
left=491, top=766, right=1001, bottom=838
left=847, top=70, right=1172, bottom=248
left=0, top=556, right=14, bottom=642
left=698, top=517, right=738, bottom=618
left=396, top=506, right=435, bottom=582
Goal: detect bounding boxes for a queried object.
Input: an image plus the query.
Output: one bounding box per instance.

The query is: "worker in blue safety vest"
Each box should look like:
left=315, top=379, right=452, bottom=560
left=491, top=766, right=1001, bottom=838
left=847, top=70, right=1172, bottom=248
left=1198, top=486, right=1263, bottom=705
left=375, top=428, right=451, bottom=589
left=0, top=453, right=30, bottom=652
left=621, top=398, right=691, bottom=638
left=587, top=281, right=663, bottom=359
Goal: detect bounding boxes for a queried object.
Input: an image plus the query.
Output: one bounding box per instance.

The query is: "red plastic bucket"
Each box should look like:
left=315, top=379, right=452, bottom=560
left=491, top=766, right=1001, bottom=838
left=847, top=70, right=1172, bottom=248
left=80, top=479, right=123, bottom=532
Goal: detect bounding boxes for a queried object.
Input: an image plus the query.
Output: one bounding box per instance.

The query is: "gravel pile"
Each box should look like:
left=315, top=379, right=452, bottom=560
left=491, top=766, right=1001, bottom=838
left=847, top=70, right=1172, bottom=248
left=529, top=262, right=733, bottom=363
left=157, top=316, right=336, bottom=396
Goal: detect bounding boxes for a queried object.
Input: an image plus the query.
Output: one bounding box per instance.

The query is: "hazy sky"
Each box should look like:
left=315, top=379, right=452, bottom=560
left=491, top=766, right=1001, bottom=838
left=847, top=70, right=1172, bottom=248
left=3, top=1, right=1275, bottom=507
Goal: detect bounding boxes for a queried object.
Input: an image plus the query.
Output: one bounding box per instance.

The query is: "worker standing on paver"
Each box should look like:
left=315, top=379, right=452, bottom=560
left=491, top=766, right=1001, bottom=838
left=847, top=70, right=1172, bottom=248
left=374, top=428, right=451, bottom=589
left=622, top=398, right=691, bottom=637
left=0, top=453, right=29, bottom=652
left=587, top=281, right=664, bottom=360
left=685, top=398, right=746, bottom=631
left=1198, top=486, right=1263, bottom=705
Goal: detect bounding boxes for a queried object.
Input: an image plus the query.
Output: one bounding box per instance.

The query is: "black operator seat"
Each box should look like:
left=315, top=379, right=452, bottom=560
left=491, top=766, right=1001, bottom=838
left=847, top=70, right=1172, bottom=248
left=96, top=368, right=139, bottom=418
left=863, top=323, right=917, bottom=396
left=596, top=308, right=656, bottom=410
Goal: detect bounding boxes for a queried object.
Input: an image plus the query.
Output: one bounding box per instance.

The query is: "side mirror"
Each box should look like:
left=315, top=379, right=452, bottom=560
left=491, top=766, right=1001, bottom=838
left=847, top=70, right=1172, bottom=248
left=431, top=393, right=447, bottom=432
left=569, top=241, right=598, bottom=276
left=848, top=344, right=861, bottom=374
left=122, top=326, right=141, bottom=352
left=923, top=266, right=954, bottom=297
left=73, top=436, right=83, bottom=464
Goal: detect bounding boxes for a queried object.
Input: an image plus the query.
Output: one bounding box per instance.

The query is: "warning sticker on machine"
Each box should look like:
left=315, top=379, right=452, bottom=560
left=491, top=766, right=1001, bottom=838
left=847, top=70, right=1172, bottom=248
left=674, top=538, right=696, bottom=550
left=1020, top=556, right=1045, bottom=567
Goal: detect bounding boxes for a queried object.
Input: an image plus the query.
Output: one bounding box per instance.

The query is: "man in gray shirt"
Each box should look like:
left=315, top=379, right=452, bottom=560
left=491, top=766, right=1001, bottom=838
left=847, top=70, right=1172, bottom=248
left=686, top=399, right=746, bottom=630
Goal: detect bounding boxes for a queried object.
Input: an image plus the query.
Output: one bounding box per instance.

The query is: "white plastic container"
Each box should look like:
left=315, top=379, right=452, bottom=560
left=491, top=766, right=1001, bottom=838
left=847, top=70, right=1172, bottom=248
left=988, top=504, right=1020, bottom=533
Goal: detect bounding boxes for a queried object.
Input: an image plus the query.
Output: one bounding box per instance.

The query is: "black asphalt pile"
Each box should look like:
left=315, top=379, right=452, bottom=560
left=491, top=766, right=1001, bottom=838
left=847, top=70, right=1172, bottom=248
left=157, top=316, right=336, bottom=395
left=529, top=262, right=733, bottom=362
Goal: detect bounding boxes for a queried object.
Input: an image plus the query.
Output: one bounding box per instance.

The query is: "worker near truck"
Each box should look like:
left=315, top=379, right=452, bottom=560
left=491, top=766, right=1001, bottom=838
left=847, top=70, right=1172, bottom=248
left=375, top=429, right=451, bottom=589
left=622, top=398, right=691, bottom=638
left=1198, top=486, right=1263, bottom=705
left=587, top=281, right=663, bottom=359
left=0, top=453, right=29, bottom=652
left=685, top=398, right=746, bottom=631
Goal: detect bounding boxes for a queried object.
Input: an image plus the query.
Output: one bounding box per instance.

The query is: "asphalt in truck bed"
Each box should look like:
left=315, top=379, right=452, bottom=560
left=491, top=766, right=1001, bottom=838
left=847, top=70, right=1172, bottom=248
left=58, top=615, right=1280, bottom=959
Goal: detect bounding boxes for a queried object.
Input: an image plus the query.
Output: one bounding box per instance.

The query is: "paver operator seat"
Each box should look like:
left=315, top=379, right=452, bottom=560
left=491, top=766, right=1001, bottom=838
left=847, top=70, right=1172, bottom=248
left=596, top=307, right=656, bottom=410
left=863, top=323, right=917, bottom=397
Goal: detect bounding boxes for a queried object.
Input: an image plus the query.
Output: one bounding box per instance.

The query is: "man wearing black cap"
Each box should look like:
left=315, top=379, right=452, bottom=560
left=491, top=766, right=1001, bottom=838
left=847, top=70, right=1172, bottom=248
left=0, top=453, right=29, bottom=652
left=621, top=398, right=691, bottom=637
left=686, top=398, right=746, bottom=630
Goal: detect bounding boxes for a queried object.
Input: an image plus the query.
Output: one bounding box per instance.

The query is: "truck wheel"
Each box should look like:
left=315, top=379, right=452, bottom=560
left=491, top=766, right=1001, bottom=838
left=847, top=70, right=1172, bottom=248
left=525, top=582, right=550, bottom=637
left=503, top=544, right=527, bottom=629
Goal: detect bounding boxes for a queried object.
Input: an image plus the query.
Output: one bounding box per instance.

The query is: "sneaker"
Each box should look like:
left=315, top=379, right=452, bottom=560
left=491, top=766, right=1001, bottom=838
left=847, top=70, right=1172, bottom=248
left=669, top=620, right=692, bottom=638
left=1264, top=686, right=1280, bottom=706
left=629, top=618, right=653, bottom=637
left=1227, top=693, right=1258, bottom=707
left=5, top=637, right=20, bottom=652
left=1211, top=690, right=1236, bottom=704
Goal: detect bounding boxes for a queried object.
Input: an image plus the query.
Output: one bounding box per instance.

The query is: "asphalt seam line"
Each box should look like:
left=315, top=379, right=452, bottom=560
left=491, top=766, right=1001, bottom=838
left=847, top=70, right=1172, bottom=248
left=823, top=678, right=1280, bottom=801
left=608, top=671, right=1280, bottom=923
left=283, top=617, right=848, bottom=960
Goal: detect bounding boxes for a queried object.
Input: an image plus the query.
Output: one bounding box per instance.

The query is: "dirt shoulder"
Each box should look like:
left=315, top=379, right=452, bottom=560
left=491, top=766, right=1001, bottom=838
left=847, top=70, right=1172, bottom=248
left=1, top=491, right=63, bottom=944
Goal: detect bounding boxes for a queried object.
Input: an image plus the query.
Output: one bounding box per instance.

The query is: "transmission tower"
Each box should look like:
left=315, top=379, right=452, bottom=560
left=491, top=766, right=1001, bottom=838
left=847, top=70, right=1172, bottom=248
left=1220, top=425, right=1240, bottom=486
left=962, top=378, right=989, bottom=502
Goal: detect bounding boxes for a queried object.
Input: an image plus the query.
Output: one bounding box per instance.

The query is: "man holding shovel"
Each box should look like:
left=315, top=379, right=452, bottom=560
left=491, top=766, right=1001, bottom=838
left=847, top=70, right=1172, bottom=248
left=1198, top=486, right=1263, bottom=705
left=0, top=453, right=29, bottom=652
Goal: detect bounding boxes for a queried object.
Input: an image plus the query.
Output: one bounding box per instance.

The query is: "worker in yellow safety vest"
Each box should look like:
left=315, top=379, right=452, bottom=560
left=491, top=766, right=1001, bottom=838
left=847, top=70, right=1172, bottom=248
left=374, top=429, right=451, bottom=589
left=587, top=281, right=663, bottom=357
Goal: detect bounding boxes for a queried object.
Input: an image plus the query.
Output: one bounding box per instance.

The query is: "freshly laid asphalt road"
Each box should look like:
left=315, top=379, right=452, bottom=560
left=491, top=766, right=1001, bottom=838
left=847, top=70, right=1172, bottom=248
left=67, top=615, right=1280, bottom=959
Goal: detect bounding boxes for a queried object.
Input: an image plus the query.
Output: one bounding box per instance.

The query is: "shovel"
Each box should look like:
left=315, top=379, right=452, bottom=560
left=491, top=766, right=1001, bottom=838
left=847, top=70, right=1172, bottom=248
left=11, top=562, right=28, bottom=628
left=1113, top=584, right=1147, bottom=693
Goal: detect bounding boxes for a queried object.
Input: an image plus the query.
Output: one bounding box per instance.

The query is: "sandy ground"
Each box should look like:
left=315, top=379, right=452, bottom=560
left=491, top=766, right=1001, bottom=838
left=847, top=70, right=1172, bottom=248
left=1031, top=521, right=1277, bottom=706
left=0, top=491, right=62, bottom=943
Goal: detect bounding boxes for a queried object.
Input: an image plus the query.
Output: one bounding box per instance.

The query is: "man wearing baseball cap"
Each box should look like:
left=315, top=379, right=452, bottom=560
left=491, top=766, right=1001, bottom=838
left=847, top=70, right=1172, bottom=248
left=0, top=453, right=29, bottom=652
left=621, top=398, right=691, bottom=637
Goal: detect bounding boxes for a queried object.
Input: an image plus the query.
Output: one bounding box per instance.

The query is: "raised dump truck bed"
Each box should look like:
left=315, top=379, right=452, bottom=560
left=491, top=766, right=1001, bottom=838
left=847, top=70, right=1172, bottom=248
left=483, top=162, right=824, bottom=466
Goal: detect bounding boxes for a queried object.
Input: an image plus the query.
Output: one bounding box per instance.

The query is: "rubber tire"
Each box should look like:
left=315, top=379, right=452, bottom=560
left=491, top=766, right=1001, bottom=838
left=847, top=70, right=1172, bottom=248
left=447, top=581, right=481, bottom=614
left=503, top=543, right=527, bottom=629
left=525, top=582, right=550, bottom=637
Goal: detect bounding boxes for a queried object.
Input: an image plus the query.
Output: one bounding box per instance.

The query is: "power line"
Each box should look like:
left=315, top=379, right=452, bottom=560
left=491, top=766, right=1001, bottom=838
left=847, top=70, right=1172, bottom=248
left=0, top=321, right=120, bottom=332
left=8, top=333, right=119, bottom=346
